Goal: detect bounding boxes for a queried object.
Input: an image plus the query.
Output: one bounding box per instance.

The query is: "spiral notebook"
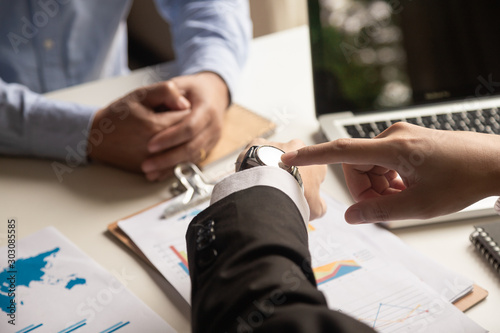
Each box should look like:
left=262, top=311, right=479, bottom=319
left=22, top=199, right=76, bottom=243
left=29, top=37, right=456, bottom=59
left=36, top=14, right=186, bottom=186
left=470, top=221, right=500, bottom=275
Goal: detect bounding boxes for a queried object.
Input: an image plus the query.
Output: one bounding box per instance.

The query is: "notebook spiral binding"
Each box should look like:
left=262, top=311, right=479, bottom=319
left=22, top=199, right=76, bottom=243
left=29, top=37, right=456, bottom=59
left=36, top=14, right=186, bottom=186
left=470, top=228, right=500, bottom=274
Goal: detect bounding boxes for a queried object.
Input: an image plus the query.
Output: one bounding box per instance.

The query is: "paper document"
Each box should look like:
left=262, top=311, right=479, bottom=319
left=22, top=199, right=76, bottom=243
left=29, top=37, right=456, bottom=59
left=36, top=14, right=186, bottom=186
left=0, top=227, right=174, bottom=333
left=308, top=195, right=484, bottom=332
left=118, top=200, right=209, bottom=303
left=117, top=192, right=485, bottom=332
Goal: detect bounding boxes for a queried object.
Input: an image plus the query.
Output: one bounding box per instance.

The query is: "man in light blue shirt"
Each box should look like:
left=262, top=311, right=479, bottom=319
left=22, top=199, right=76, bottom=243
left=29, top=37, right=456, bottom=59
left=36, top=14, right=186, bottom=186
left=0, top=0, right=251, bottom=181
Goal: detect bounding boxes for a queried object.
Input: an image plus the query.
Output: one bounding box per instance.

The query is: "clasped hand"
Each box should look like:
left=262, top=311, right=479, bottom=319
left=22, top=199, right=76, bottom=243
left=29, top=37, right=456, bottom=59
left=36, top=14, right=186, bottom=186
left=87, top=72, right=229, bottom=181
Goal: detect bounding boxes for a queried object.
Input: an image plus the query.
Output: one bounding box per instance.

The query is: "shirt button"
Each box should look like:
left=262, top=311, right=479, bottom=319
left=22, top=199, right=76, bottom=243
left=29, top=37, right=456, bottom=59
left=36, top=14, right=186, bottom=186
left=44, top=39, right=54, bottom=50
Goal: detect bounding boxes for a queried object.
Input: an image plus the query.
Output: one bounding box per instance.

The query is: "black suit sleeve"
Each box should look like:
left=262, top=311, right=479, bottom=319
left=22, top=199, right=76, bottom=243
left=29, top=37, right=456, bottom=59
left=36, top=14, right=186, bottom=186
left=186, top=186, right=375, bottom=333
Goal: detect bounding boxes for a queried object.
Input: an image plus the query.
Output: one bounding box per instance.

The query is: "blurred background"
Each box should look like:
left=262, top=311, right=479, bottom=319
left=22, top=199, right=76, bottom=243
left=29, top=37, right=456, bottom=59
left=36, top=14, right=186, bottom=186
left=127, top=0, right=308, bottom=69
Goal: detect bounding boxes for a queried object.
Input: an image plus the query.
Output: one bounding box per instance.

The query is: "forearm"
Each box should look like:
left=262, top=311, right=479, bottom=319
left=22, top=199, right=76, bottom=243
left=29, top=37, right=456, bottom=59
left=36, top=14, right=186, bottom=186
left=155, top=0, right=252, bottom=97
left=0, top=79, right=97, bottom=164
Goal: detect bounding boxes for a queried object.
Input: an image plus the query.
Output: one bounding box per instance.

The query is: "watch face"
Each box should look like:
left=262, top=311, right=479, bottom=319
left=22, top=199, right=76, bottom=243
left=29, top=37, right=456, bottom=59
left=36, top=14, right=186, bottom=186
left=256, top=146, right=285, bottom=168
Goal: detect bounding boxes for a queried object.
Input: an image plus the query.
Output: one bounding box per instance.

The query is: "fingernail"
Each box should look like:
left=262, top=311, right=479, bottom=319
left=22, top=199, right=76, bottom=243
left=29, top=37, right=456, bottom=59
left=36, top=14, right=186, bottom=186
left=281, top=150, right=298, bottom=161
left=345, top=209, right=365, bottom=224
left=178, top=96, right=190, bottom=109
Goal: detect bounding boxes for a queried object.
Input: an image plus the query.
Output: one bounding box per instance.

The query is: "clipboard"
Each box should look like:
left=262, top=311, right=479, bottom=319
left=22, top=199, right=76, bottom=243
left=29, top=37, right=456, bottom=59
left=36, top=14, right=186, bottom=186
left=108, top=103, right=275, bottom=268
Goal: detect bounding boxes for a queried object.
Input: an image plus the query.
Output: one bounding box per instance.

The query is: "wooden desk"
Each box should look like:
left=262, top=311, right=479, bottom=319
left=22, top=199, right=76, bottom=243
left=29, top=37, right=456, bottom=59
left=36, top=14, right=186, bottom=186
left=1, top=26, right=498, bottom=332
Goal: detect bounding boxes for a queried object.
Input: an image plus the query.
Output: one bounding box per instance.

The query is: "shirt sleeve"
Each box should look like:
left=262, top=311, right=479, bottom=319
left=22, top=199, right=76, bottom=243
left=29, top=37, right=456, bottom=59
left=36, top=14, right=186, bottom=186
left=154, top=0, right=252, bottom=97
left=0, top=78, right=98, bottom=164
left=210, top=166, right=311, bottom=224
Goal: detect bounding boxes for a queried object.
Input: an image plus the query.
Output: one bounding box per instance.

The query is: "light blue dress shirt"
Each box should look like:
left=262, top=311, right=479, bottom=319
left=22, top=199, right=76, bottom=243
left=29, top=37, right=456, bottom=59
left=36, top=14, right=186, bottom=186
left=0, top=0, right=251, bottom=163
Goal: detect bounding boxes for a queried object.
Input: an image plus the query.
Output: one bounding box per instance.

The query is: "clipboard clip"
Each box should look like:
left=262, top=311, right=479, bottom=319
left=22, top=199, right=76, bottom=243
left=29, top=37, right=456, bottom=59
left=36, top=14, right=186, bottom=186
left=161, top=163, right=214, bottom=219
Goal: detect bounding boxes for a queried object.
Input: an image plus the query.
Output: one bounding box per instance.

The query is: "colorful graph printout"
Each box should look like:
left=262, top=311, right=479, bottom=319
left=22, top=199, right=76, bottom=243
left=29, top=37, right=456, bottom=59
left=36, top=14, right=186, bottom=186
left=170, top=246, right=189, bottom=275
left=314, top=260, right=361, bottom=285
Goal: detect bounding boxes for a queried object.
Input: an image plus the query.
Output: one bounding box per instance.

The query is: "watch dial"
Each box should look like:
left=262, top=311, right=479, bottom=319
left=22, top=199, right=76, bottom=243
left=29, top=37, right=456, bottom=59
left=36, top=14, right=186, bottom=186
left=256, top=146, right=285, bottom=168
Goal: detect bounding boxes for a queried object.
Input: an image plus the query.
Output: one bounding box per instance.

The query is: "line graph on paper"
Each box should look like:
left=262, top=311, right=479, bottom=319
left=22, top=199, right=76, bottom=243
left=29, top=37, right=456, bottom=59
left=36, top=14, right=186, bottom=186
left=368, top=303, right=428, bottom=329
left=345, top=285, right=434, bottom=333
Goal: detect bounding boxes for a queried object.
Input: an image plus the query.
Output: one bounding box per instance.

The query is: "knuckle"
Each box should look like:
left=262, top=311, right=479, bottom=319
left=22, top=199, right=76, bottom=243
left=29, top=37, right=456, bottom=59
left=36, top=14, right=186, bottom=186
left=391, top=137, right=424, bottom=156
left=389, top=121, right=412, bottom=132
left=391, top=137, right=412, bottom=151
left=334, top=138, right=353, bottom=151
left=164, top=80, right=176, bottom=91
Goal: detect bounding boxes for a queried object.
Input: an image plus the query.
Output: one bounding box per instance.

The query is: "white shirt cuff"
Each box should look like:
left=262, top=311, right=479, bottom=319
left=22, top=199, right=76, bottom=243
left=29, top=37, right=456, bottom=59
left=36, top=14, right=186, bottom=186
left=494, top=198, right=500, bottom=215
left=210, top=166, right=310, bottom=225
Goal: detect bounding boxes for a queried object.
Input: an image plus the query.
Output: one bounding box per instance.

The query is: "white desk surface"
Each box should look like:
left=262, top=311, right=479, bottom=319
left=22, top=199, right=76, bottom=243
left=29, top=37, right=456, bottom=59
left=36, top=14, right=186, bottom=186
left=1, top=25, right=499, bottom=332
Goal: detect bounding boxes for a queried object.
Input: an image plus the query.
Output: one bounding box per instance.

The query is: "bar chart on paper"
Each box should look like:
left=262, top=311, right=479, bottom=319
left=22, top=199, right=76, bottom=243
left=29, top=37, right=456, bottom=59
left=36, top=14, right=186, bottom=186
left=157, top=241, right=191, bottom=279
left=169, top=245, right=189, bottom=275
left=118, top=201, right=210, bottom=304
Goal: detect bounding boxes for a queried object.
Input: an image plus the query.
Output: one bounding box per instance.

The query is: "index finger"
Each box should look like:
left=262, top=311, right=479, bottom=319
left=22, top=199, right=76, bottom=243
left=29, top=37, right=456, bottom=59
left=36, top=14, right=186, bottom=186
left=132, top=81, right=191, bottom=110
left=281, top=138, right=398, bottom=167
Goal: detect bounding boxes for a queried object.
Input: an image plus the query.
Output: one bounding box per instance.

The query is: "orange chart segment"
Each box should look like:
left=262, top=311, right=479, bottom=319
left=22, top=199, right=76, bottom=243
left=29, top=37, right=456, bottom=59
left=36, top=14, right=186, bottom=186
left=170, top=245, right=189, bottom=275
left=314, top=260, right=361, bottom=285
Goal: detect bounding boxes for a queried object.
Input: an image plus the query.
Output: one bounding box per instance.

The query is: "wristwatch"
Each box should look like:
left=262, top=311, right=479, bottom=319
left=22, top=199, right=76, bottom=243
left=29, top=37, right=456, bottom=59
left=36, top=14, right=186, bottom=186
left=237, top=145, right=303, bottom=190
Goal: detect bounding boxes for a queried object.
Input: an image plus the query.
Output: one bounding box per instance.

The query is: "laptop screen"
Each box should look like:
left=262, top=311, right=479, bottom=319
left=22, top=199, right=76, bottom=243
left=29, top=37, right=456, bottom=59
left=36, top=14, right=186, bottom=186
left=308, top=0, right=500, bottom=116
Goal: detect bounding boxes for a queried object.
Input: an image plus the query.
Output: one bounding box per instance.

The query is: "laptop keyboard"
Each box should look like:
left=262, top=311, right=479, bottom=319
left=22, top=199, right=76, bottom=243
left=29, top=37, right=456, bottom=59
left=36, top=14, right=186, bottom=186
left=344, top=108, right=500, bottom=138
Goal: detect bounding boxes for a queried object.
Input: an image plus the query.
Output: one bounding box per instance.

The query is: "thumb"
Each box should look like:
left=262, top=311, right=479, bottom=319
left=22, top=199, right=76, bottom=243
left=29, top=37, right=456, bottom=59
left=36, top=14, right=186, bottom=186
left=344, top=189, right=422, bottom=224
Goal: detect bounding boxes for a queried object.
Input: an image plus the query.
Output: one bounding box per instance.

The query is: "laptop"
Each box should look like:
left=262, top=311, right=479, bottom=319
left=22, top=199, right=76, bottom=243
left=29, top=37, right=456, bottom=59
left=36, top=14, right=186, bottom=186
left=308, top=0, right=499, bottom=228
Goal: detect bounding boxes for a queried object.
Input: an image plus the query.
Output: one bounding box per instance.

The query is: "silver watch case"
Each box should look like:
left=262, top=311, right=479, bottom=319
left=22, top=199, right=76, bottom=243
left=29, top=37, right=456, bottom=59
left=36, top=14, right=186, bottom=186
left=238, top=145, right=303, bottom=190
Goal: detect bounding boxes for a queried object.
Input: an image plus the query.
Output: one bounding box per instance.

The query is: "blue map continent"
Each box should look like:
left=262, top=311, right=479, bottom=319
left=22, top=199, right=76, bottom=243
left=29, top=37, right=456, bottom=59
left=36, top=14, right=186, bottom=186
left=0, top=247, right=86, bottom=314
left=65, top=277, right=86, bottom=290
